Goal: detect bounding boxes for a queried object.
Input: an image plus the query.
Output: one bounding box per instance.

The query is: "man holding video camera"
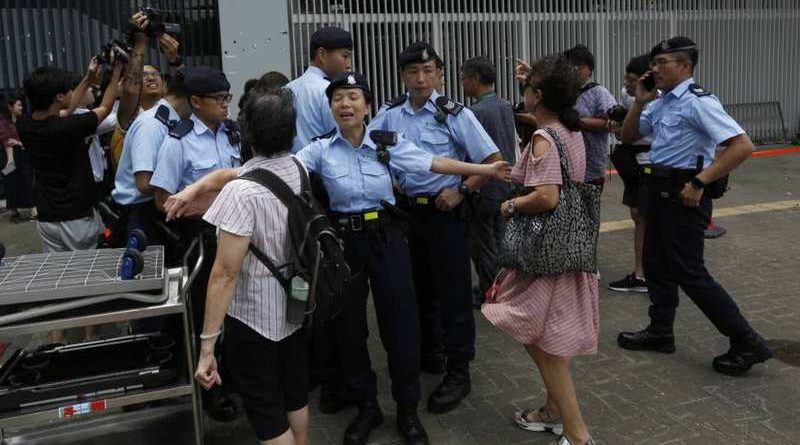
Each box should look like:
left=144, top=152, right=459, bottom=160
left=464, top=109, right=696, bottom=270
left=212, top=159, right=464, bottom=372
left=616, top=36, right=772, bottom=376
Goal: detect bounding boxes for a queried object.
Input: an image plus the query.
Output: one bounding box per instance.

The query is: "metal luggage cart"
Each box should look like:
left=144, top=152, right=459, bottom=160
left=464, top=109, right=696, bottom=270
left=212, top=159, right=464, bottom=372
left=0, top=239, right=205, bottom=445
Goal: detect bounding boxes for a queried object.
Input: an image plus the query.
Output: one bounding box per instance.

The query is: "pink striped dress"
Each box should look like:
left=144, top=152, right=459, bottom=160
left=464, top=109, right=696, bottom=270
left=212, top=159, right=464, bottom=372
left=481, top=122, right=599, bottom=357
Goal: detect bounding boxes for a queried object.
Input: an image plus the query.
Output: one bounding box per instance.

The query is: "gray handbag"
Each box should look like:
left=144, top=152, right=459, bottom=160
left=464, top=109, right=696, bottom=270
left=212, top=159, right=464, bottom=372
left=497, top=127, right=601, bottom=276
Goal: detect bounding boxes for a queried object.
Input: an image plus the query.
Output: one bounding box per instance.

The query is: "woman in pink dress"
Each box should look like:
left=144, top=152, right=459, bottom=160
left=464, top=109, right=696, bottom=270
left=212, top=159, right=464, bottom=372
left=482, top=54, right=599, bottom=445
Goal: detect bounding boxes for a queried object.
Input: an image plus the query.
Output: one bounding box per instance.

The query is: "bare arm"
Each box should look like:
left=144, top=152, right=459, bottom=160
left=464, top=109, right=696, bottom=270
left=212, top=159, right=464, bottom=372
left=134, top=171, right=153, bottom=194
left=430, top=156, right=511, bottom=182
left=91, top=63, right=123, bottom=123
left=580, top=117, right=609, bottom=132
left=195, top=229, right=249, bottom=389
left=118, top=15, right=148, bottom=130
left=500, top=135, right=560, bottom=216
left=163, top=168, right=238, bottom=220
left=696, top=134, right=754, bottom=184
left=462, top=152, right=504, bottom=191
left=64, top=58, right=101, bottom=116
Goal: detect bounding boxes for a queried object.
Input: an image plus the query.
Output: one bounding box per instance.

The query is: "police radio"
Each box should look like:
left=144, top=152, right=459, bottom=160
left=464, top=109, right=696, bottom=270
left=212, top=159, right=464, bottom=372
left=370, top=130, right=398, bottom=166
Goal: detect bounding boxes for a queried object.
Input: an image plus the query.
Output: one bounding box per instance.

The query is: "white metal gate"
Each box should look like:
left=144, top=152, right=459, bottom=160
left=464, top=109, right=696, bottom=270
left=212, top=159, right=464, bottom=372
left=287, top=0, right=800, bottom=142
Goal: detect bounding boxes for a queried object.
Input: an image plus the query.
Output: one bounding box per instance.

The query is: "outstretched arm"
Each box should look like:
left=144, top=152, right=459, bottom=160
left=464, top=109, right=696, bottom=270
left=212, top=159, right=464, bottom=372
left=163, top=168, right=239, bottom=220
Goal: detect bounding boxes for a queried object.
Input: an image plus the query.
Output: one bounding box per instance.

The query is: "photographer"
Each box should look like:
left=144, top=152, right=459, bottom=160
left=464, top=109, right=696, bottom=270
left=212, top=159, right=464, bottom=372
left=617, top=37, right=771, bottom=376
left=17, top=55, right=121, bottom=250
left=607, top=54, right=652, bottom=293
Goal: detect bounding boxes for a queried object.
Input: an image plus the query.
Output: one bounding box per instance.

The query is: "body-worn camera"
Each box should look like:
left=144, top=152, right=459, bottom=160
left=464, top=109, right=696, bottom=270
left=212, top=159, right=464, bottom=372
left=96, top=39, right=132, bottom=65
left=140, top=6, right=182, bottom=36
left=607, top=104, right=628, bottom=123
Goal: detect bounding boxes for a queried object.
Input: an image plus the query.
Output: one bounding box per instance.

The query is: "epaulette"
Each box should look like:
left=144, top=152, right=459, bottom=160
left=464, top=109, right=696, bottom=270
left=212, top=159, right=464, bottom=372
left=168, top=118, right=194, bottom=139
left=311, top=128, right=337, bottom=142
left=434, top=96, right=464, bottom=115
left=223, top=118, right=241, bottom=146
left=383, top=95, right=407, bottom=110
left=689, top=83, right=712, bottom=97
left=154, top=104, right=171, bottom=126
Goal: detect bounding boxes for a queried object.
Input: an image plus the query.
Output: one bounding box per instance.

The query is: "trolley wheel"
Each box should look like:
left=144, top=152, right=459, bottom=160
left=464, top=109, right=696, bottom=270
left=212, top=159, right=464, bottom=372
left=146, top=350, right=173, bottom=366
left=148, top=336, right=176, bottom=351
left=127, top=229, right=148, bottom=252
left=120, top=248, right=145, bottom=280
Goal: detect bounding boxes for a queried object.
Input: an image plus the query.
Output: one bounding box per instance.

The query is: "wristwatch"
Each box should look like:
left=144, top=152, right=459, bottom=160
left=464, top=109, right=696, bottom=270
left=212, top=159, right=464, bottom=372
left=506, top=199, right=516, bottom=215
left=458, top=183, right=471, bottom=196
left=689, top=176, right=706, bottom=190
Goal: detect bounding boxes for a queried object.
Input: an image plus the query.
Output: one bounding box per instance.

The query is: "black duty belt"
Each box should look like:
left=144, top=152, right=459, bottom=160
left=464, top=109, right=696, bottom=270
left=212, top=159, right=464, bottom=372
left=331, top=209, right=392, bottom=232
left=401, top=194, right=440, bottom=211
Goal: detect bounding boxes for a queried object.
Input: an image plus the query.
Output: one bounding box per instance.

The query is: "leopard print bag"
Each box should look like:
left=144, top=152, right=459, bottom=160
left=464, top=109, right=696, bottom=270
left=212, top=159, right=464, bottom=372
left=497, top=127, right=601, bottom=276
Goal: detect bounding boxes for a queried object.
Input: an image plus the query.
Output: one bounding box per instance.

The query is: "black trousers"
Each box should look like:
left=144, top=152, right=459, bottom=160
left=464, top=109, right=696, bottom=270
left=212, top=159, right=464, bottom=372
left=469, top=195, right=506, bottom=298
left=408, top=206, right=475, bottom=368
left=338, top=223, right=421, bottom=408
left=644, top=194, right=754, bottom=346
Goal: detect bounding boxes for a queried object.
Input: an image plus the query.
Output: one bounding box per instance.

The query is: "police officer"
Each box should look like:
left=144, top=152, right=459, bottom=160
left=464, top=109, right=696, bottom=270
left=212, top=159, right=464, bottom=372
left=111, top=73, right=190, bottom=252
left=371, top=42, right=503, bottom=413
left=286, top=26, right=352, bottom=153
left=617, top=37, right=772, bottom=375
left=150, top=65, right=242, bottom=420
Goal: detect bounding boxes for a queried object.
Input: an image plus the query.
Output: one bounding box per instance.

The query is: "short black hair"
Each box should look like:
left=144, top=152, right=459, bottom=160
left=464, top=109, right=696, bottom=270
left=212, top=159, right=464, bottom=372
left=23, top=66, right=74, bottom=111
left=461, top=56, right=496, bottom=85
left=257, top=71, right=290, bottom=90
left=626, top=54, right=650, bottom=77
left=165, top=70, right=187, bottom=97
left=564, top=44, right=595, bottom=72
left=244, top=89, right=296, bottom=157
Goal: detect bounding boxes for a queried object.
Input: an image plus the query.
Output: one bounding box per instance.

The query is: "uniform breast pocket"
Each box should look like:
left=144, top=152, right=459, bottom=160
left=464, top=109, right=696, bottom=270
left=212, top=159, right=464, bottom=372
left=191, top=158, right=217, bottom=181
left=419, top=128, right=454, bottom=157
left=360, top=161, right=393, bottom=200
left=656, top=114, right=684, bottom=139
left=322, top=163, right=349, bottom=180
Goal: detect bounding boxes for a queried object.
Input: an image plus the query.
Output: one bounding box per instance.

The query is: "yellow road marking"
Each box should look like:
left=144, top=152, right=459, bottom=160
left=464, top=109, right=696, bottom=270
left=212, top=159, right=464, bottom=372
left=599, top=200, right=800, bottom=233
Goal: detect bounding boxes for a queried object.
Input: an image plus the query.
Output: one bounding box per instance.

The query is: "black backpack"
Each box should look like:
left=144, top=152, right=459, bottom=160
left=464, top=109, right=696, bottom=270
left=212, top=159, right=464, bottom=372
left=238, top=157, right=350, bottom=325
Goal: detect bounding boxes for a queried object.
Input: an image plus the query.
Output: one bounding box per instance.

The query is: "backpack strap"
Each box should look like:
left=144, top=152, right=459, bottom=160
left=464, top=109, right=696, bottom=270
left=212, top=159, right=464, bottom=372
left=580, top=82, right=599, bottom=93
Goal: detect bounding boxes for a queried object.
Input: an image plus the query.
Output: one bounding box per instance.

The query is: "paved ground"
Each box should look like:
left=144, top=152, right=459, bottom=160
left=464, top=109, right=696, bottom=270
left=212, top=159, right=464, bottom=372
left=1, top=152, right=799, bottom=444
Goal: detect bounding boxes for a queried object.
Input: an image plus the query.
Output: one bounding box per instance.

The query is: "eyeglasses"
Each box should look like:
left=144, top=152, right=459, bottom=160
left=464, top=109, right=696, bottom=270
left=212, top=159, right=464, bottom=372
left=198, top=93, right=233, bottom=105
left=649, top=58, right=682, bottom=68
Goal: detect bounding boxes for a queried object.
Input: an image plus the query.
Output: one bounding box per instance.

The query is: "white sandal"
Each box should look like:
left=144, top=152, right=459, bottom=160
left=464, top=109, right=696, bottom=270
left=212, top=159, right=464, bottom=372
left=551, top=434, right=597, bottom=445
left=514, top=407, right=564, bottom=435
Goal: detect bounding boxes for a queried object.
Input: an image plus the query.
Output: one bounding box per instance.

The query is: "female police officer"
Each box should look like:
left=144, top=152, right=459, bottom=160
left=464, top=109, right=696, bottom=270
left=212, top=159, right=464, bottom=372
left=165, top=72, right=510, bottom=445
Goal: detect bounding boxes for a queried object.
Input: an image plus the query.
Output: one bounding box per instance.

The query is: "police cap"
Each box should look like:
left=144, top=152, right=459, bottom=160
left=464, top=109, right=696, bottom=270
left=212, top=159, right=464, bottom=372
left=325, top=72, right=373, bottom=103
left=310, top=26, right=353, bottom=51
left=183, top=66, right=231, bottom=96
left=398, top=41, right=442, bottom=69
left=650, top=36, right=697, bottom=58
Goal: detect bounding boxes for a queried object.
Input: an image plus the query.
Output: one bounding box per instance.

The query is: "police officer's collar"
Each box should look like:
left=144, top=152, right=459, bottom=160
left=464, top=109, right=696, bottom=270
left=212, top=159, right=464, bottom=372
left=305, top=65, right=329, bottom=81
left=667, top=77, right=695, bottom=99
left=189, top=113, right=215, bottom=135
left=401, top=89, right=441, bottom=115
left=329, top=125, right=374, bottom=150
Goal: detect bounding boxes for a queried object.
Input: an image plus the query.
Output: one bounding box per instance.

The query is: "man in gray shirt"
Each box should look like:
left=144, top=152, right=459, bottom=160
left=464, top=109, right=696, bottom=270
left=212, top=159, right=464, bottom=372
left=565, top=44, right=618, bottom=185
left=460, top=56, right=517, bottom=307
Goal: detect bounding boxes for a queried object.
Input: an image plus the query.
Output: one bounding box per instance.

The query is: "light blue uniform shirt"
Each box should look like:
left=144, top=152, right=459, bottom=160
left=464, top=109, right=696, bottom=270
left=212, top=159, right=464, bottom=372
left=296, top=127, right=434, bottom=213
left=285, top=66, right=337, bottom=154
left=150, top=114, right=242, bottom=194
left=639, top=78, right=744, bottom=169
left=371, top=90, right=499, bottom=196
left=112, top=99, right=178, bottom=205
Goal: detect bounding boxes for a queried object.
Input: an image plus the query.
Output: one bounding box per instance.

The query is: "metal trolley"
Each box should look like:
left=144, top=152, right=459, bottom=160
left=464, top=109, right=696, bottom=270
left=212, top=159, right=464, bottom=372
left=0, top=240, right=205, bottom=444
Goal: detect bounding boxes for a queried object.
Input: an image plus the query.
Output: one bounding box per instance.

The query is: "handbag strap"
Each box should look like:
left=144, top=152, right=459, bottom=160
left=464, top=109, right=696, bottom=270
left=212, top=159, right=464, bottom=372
left=542, top=127, right=572, bottom=186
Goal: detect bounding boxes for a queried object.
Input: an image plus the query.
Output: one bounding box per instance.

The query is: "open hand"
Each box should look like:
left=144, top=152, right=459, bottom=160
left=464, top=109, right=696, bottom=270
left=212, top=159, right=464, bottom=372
left=488, top=160, right=512, bottom=182
left=164, top=186, right=198, bottom=221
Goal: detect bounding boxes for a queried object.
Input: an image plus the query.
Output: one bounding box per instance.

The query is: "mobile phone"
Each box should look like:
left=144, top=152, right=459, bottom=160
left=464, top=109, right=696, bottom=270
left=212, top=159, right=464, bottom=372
left=642, top=73, right=656, bottom=91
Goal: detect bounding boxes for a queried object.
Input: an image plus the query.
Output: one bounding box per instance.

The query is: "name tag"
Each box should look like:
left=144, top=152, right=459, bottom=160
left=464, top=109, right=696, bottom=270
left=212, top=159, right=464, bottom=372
left=364, top=211, right=379, bottom=221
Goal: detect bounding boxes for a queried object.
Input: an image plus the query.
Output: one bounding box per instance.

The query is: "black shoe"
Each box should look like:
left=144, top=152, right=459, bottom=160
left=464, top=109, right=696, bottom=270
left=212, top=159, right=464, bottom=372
left=617, top=328, right=676, bottom=353
left=713, top=337, right=773, bottom=376
left=607, top=273, right=648, bottom=293
left=203, top=390, right=238, bottom=422
left=427, top=371, right=471, bottom=414
left=397, top=407, right=430, bottom=445
left=343, top=401, right=383, bottom=445
left=320, top=386, right=353, bottom=414
left=420, top=352, right=445, bottom=375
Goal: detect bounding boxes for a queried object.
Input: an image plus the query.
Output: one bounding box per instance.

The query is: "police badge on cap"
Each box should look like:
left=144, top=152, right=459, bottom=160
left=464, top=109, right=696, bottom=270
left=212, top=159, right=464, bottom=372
left=325, top=71, right=373, bottom=103
left=398, top=41, right=442, bottom=69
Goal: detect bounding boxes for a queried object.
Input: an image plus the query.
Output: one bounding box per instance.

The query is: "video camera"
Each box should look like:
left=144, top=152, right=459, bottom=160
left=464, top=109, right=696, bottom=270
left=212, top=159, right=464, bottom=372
left=607, top=104, right=628, bottom=124
left=96, top=39, right=132, bottom=66
left=140, top=6, right=182, bottom=37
